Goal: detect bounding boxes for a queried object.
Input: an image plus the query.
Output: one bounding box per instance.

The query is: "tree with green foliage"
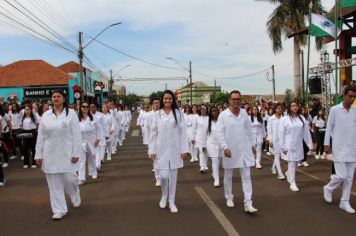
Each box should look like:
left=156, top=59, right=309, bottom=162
left=210, top=91, right=229, bottom=104
left=149, top=91, right=163, bottom=103
left=256, top=0, right=323, bottom=96
left=115, top=93, right=141, bottom=107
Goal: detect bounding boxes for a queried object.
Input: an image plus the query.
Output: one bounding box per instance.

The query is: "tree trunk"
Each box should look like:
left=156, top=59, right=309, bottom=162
left=293, top=37, right=302, bottom=97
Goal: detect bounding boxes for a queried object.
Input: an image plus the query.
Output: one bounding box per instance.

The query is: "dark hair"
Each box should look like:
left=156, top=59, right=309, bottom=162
left=11, top=103, right=20, bottom=114
left=22, top=104, right=36, bottom=124
left=287, top=101, right=304, bottom=125
left=78, top=102, right=93, bottom=121
left=160, top=90, right=180, bottom=124
left=51, top=89, right=69, bottom=116
left=151, top=97, right=160, bottom=105
left=317, top=109, right=325, bottom=120
left=183, top=104, right=191, bottom=114
left=344, top=86, right=356, bottom=96
left=198, top=104, right=208, bottom=116
left=208, top=106, right=219, bottom=135
left=250, top=106, right=263, bottom=123
left=190, top=104, right=198, bottom=114
left=229, top=90, right=241, bottom=99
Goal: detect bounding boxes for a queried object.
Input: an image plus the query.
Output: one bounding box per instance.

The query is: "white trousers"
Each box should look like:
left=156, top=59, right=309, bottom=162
left=118, top=129, right=124, bottom=145
left=287, top=161, right=298, bottom=185
left=325, top=162, right=356, bottom=204
left=211, top=157, right=221, bottom=182
left=199, top=147, right=208, bottom=169
left=105, top=142, right=112, bottom=160
left=153, top=161, right=160, bottom=181
left=112, top=136, right=118, bottom=152
left=79, top=151, right=97, bottom=181
left=159, top=169, right=178, bottom=203
left=224, top=168, right=253, bottom=206
left=95, top=145, right=106, bottom=169
left=189, top=142, right=198, bottom=161
left=272, top=153, right=283, bottom=176
left=254, top=142, right=263, bottom=165
left=45, top=172, right=80, bottom=214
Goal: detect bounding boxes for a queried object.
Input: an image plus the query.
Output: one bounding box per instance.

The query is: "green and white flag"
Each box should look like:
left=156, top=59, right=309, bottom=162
left=342, top=0, right=356, bottom=8
left=310, top=13, right=341, bottom=38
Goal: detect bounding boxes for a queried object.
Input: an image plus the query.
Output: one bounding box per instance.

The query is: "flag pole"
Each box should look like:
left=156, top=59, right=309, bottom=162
left=335, top=0, right=339, bottom=96
left=306, top=1, right=312, bottom=106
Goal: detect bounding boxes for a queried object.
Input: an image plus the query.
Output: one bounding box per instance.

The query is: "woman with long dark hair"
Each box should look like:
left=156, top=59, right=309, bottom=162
left=149, top=90, right=188, bottom=213
left=312, top=109, right=326, bottom=160
left=205, top=105, right=222, bottom=187
left=20, top=104, right=38, bottom=168
left=78, top=102, right=102, bottom=185
left=35, top=90, right=82, bottom=220
left=279, top=101, right=313, bottom=192
left=250, top=106, right=266, bottom=169
left=299, top=106, right=313, bottom=167
left=193, top=104, right=209, bottom=173
left=267, top=103, right=285, bottom=180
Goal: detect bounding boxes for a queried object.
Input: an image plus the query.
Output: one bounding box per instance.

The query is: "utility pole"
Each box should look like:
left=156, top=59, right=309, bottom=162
left=300, top=49, right=305, bottom=101
left=165, top=83, right=167, bottom=90
left=271, top=65, right=276, bottom=102
left=78, top=32, right=84, bottom=103
left=110, top=69, right=113, bottom=99
left=214, top=79, right=217, bottom=98
left=189, top=61, right=192, bottom=106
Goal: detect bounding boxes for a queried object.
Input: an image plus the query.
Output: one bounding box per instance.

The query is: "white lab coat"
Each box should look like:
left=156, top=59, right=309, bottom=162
left=324, top=104, right=356, bottom=163
left=35, top=109, right=82, bottom=173
left=79, top=117, right=102, bottom=155
left=143, top=110, right=155, bottom=145
left=193, top=115, right=209, bottom=148
left=185, top=114, right=198, bottom=141
left=249, top=116, right=266, bottom=146
left=92, top=112, right=108, bottom=146
left=204, top=121, right=222, bottom=158
left=279, top=115, right=313, bottom=162
left=267, top=115, right=282, bottom=154
left=102, top=113, right=116, bottom=142
left=217, top=109, right=255, bottom=169
left=149, top=109, right=189, bottom=170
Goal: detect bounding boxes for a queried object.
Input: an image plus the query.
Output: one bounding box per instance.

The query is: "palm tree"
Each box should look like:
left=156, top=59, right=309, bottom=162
left=257, top=0, right=324, bottom=96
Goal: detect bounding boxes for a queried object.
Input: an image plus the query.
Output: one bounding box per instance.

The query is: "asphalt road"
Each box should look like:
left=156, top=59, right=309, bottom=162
left=0, top=113, right=355, bottom=236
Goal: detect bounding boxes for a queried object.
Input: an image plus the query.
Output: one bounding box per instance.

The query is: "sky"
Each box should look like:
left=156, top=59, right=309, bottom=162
left=0, top=0, right=340, bottom=96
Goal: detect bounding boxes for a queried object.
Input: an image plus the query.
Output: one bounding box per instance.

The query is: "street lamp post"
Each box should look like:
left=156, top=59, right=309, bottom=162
left=78, top=22, right=121, bottom=103
left=166, top=57, right=193, bottom=106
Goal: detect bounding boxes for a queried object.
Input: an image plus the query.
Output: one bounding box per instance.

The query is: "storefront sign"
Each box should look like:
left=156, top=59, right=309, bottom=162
left=24, top=87, right=68, bottom=98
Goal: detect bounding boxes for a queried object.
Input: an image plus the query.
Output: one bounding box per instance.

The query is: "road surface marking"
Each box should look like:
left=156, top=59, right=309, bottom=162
left=131, top=130, right=139, bottom=137
left=265, top=156, right=356, bottom=197
left=195, top=187, right=240, bottom=236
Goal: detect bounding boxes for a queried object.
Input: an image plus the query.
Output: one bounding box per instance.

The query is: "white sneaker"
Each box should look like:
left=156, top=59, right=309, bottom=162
left=213, top=180, right=220, bottom=187
left=256, top=163, right=262, bottom=169
left=271, top=166, right=277, bottom=175
left=159, top=198, right=167, bottom=209
left=72, top=195, right=81, bottom=208
left=31, top=165, right=37, bottom=169
left=315, top=155, right=320, bottom=160
left=204, top=166, right=209, bottom=171
left=112, top=150, right=116, bottom=154
left=23, top=165, right=28, bottom=169
left=297, top=162, right=302, bottom=167
left=330, top=174, right=337, bottom=179
left=290, top=184, right=300, bottom=192
left=321, top=153, right=327, bottom=159
left=169, top=202, right=178, bottom=213
left=302, top=161, right=309, bottom=167
left=199, top=167, right=205, bottom=174
left=92, top=176, right=97, bottom=179
left=226, top=199, right=234, bottom=208
left=2, top=163, right=8, bottom=168
left=323, top=186, right=332, bottom=203
left=190, top=159, right=194, bottom=163
left=52, top=212, right=67, bottom=220
left=266, top=152, right=272, bottom=156
left=107, top=155, right=112, bottom=161
left=278, top=174, right=286, bottom=180
left=339, top=203, right=356, bottom=214
left=78, top=180, right=85, bottom=186
left=0, top=182, right=5, bottom=187
left=21, top=156, right=24, bottom=160
left=244, top=205, right=258, bottom=213
left=9, top=155, right=17, bottom=160
left=155, top=180, right=161, bottom=187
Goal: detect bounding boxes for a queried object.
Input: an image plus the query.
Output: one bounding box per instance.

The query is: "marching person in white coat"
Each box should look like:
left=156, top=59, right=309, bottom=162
left=279, top=101, right=313, bottom=192
left=144, top=98, right=161, bottom=186
left=108, top=101, right=118, bottom=154
left=185, top=104, right=199, bottom=163
left=115, top=104, right=124, bottom=147
left=249, top=106, right=266, bottom=169
left=202, top=105, right=222, bottom=187
left=138, top=104, right=149, bottom=143
left=35, top=90, right=82, bottom=220
left=124, top=105, right=132, bottom=133
left=89, top=103, right=108, bottom=171
left=78, top=102, right=103, bottom=185
left=217, top=90, right=258, bottom=213
left=267, top=103, right=285, bottom=180
left=323, top=86, right=356, bottom=214
left=149, top=90, right=189, bottom=213
left=192, top=105, right=209, bottom=173
left=102, top=104, right=116, bottom=161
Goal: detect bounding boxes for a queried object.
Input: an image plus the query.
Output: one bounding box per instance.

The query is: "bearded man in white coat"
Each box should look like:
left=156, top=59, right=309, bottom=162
left=217, top=90, right=258, bottom=213
left=323, top=86, right=356, bottom=214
